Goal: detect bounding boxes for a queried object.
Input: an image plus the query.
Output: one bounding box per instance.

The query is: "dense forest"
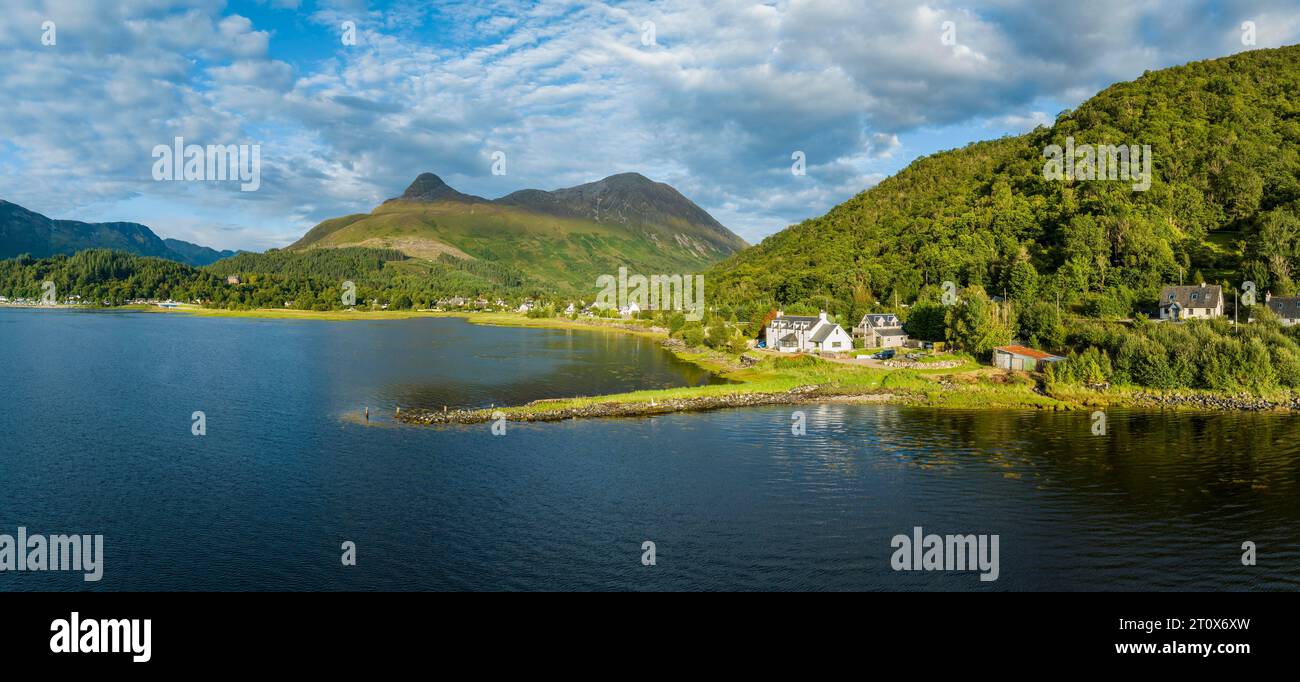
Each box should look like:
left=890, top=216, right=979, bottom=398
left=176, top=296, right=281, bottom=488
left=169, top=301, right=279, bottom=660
left=708, top=45, right=1300, bottom=324
left=0, top=247, right=543, bottom=310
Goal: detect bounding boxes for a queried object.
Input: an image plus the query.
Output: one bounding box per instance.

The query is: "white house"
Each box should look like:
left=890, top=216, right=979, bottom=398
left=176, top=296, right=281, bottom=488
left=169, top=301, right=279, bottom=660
left=1158, top=284, right=1223, bottom=320
left=765, top=311, right=853, bottom=353
left=853, top=313, right=909, bottom=348
left=1264, top=292, right=1300, bottom=326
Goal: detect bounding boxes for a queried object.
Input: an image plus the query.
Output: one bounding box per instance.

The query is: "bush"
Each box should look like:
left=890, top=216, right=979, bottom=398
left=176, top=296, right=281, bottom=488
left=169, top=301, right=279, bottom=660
left=1045, top=347, right=1112, bottom=386
left=526, top=305, right=555, bottom=318
left=1083, top=286, right=1137, bottom=319
left=681, top=323, right=706, bottom=348
left=1018, top=300, right=1065, bottom=350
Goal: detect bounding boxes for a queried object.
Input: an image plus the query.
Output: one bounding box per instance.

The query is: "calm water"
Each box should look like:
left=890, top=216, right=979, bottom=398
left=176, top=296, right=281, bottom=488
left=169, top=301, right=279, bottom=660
left=1, top=308, right=1298, bottom=591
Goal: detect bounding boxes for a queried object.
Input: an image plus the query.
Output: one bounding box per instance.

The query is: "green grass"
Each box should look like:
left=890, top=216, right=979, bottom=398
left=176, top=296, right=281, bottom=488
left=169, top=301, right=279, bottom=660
left=470, top=345, right=1076, bottom=418
left=288, top=201, right=726, bottom=292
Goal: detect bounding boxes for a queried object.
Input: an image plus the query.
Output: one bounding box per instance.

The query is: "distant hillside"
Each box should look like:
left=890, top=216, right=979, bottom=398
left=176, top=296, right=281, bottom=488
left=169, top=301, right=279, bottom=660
left=0, top=199, right=235, bottom=266
left=0, top=200, right=176, bottom=261
left=288, top=172, right=747, bottom=292
left=707, top=45, right=1300, bottom=322
left=163, top=238, right=239, bottom=266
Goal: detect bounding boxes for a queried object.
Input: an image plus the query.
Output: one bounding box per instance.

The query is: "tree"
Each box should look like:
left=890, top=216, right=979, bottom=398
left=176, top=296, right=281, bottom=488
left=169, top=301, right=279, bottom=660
left=1018, top=300, right=1065, bottom=350
left=1008, top=259, right=1038, bottom=302
left=904, top=302, right=947, bottom=341
left=944, top=287, right=1014, bottom=358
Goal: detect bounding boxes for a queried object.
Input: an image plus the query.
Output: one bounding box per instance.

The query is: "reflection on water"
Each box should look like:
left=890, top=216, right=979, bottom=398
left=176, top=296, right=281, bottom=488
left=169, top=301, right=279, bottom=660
left=0, top=308, right=1297, bottom=591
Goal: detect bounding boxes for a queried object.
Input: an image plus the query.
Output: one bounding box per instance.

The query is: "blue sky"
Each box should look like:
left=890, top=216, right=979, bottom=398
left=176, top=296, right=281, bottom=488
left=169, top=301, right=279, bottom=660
left=2, top=0, right=1299, bottom=251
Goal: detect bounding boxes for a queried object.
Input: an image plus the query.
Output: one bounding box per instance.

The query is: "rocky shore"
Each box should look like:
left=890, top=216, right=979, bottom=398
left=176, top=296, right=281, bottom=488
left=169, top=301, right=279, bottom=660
left=393, top=385, right=904, bottom=425
left=1130, top=391, right=1300, bottom=411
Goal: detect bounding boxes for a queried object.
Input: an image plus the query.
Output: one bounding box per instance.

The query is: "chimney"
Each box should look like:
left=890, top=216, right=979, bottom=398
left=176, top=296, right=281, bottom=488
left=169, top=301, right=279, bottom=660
left=818, top=310, right=828, bottom=322
left=1266, top=291, right=1272, bottom=304
left=776, top=310, right=784, bottom=318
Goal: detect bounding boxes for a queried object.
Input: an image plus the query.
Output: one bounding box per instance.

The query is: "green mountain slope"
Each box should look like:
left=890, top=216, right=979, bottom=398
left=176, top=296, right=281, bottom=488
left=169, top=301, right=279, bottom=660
left=707, top=45, right=1300, bottom=321
left=162, top=238, right=239, bottom=266
left=0, top=199, right=236, bottom=266
left=288, top=172, right=746, bottom=292
left=0, top=200, right=177, bottom=261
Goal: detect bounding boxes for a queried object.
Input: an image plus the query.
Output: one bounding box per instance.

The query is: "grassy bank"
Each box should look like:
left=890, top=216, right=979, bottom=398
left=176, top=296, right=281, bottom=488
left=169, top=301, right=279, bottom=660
left=395, top=352, right=1076, bottom=426
left=122, top=305, right=1300, bottom=420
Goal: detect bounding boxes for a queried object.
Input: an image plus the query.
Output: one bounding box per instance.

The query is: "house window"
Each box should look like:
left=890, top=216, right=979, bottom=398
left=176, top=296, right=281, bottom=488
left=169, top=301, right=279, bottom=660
left=1169, top=294, right=1175, bottom=302
left=1191, top=293, right=1198, bottom=300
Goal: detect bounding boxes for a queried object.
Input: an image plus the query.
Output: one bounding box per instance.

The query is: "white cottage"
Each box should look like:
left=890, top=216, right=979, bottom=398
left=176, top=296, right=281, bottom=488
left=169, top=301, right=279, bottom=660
left=1158, top=284, right=1223, bottom=320
left=1263, top=292, right=1300, bottom=326
left=765, top=311, right=853, bottom=353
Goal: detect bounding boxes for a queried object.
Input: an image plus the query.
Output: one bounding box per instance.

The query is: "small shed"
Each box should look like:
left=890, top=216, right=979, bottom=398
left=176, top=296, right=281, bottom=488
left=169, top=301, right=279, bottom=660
left=993, top=345, right=1063, bottom=372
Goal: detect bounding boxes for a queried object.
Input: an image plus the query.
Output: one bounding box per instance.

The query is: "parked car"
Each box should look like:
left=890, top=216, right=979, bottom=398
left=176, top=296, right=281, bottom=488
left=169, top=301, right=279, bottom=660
left=873, top=349, right=896, bottom=360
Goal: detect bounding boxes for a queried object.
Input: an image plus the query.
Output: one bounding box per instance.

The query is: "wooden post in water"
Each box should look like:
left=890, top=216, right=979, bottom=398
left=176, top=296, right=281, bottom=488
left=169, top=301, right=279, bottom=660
left=364, top=407, right=370, bottom=422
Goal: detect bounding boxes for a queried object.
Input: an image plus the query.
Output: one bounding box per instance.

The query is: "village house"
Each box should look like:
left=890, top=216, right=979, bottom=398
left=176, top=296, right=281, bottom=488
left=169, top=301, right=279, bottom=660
left=1264, top=292, right=1300, bottom=326
left=1157, top=283, right=1223, bottom=320
left=765, top=311, right=853, bottom=353
left=853, top=312, right=909, bottom=349
left=226, top=275, right=241, bottom=285
left=993, top=345, right=1064, bottom=372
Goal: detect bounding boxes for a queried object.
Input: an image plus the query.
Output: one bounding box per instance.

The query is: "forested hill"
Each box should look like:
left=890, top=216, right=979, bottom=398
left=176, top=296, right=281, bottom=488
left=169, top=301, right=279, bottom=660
left=707, top=45, right=1300, bottom=321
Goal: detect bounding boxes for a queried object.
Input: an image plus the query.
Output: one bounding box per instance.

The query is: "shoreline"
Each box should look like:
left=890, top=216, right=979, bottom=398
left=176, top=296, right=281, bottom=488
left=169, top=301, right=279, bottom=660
left=10, top=304, right=1299, bottom=421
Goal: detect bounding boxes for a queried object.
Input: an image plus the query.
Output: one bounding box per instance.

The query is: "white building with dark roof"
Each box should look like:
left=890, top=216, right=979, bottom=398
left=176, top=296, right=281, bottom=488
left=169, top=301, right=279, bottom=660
left=765, top=311, right=853, bottom=353
left=1158, top=284, right=1223, bottom=320
left=853, top=312, right=909, bottom=348
left=1264, top=292, right=1300, bottom=326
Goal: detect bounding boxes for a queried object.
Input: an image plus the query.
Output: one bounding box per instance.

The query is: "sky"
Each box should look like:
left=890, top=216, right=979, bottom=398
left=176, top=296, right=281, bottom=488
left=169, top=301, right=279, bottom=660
left=1, top=0, right=1299, bottom=252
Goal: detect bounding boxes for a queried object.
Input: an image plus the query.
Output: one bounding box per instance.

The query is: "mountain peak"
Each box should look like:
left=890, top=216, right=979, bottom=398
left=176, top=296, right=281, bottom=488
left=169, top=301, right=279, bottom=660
left=389, top=173, right=488, bottom=204
left=601, top=172, right=652, bottom=183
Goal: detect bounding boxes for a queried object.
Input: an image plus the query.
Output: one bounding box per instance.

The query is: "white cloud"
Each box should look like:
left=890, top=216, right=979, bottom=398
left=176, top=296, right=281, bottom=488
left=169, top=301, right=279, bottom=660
left=1, top=0, right=1299, bottom=250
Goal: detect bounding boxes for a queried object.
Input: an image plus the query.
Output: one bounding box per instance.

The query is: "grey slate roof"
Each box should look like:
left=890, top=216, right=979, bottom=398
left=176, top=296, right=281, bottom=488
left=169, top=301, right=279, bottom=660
left=770, top=315, right=819, bottom=326
left=810, top=324, right=836, bottom=343
left=1159, top=285, right=1222, bottom=309
left=877, top=326, right=908, bottom=338
left=1267, top=296, right=1300, bottom=320
left=860, top=313, right=900, bottom=328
